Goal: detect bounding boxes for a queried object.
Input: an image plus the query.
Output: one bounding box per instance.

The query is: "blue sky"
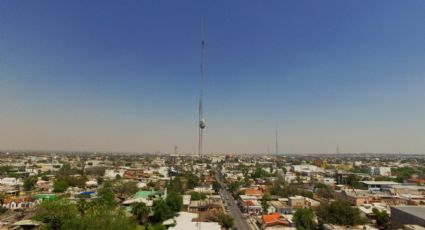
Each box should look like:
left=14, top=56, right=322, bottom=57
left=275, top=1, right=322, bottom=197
left=0, top=1, right=424, bottom=154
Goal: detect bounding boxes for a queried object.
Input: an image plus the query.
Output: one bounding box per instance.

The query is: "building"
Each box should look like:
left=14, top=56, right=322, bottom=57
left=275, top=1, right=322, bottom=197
left=261, top=213, right=291, bottom=229
left=369, top=167, right=391, bottom=177
left=238, top=195, right=262, bottom=215
left=335, top=189, right=375, bottom=206
left=268, top=200, right=292, bottom=214
left=167, top=212, right=220, bottom=230
left=0, top=177, right=21, bottom=186
left=391, top=206, right=425, bottom=229
left=360, top=181, right=400, bottom=191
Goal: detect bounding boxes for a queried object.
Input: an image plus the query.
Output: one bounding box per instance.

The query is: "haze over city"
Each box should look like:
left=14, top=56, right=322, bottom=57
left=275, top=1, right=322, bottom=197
left=1, top=1, right=424, bottom=154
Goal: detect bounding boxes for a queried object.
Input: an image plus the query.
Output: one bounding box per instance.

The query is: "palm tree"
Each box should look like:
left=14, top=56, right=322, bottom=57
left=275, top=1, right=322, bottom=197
left=131, top=202, right=150, bottom=225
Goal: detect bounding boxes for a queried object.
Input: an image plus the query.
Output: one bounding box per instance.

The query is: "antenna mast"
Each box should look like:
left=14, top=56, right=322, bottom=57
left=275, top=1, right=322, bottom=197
left=275, top=128, right=278, bottom=156
left=197, top=19, right=206, bottom=230
left=198, top=19, right=206, bottom=157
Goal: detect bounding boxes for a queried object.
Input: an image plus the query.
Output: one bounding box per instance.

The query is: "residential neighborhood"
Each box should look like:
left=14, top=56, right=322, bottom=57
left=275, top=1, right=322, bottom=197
left=0, top=152, right=424, bottom=229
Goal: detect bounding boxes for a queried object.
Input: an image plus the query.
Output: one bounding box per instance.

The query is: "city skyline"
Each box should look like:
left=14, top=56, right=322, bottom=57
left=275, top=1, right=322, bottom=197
left=1, top=1, right=424, bottom=154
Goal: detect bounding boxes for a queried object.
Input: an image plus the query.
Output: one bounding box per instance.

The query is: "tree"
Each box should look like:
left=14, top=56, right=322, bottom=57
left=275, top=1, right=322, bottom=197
left=251, top=165, right=270, bottom=179
left=152, top=200, right=173, bottom=223
left=166, top=192, right=183, bottom=212
left=75, top=207, right=136, bottom=230
left=314, top=183, right=334, bottom=199
left=317, top=200, right=368, bottom=226
left=33, top=199, right=79, bottom=230
left=186, top=173, right=200, bottom=189
left=261, top=193, right=271, bottom=214
left=24, top=176, right=38, bottom=191
left=132, top=202, right=150, bottom=225
left=116, top=181, right=139, bottom=198
left=97, top=181, right=116, bottom=207
left=293, top=208, right=315, bottom=230
left=212, top=181, right=221, bottom=193
left=372, top=208, right=389, bottom=228
left=345, top=175, right=367, bottom=189
left=218, top=213, right=234, bottom=230
left=167, top=176, right=185, bottom=194
left=53, top=179, right=69, bottom=193
left=34, top=199, right=136, bottom=230
left=190, top=192, right=206, bottom=201
left=77, top=199, right=96, bottom=215
left=392, top=167, right=417, bottom=182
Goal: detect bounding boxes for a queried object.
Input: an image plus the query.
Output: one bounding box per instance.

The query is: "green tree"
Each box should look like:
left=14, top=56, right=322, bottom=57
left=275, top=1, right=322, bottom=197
left=166, top=192, right=183, bottom=212
left=116, top=181, right=139, bottom=198
left=186, top=173, right=200, bottom=189
left=293, top=208, right=315, bottom=230
left=314, top=183, right=334, bottom=199
left=261, top=193, right=271, bottom=214
left=53, top=179, right=69, bottom=193
left=97, top=181, right=116, bottom=207
left=24, top=176, right=38, bottom=191
left=190, top=192, right=206, bottom=201
left=152, top=200, right=173, bottom=223
left=317, top=200, right=368, bottom=226
left=218, top=213, right=234, bottom=230
left=76, top=207, right=136, bottom=230
left=392, top=167, right=416, bottom=182
left=345, top=175, right=367, bottom=189
left=132, top=202, right=150, bottom=225
left=77, top=199, right=96, bottom=215
left=372, top=208, right=389, bottom=228
left=33, top=199, right=79, bottom=230
left=167, top=176, right=184, bottom=193
left=212, top=181, right=221, bottom=193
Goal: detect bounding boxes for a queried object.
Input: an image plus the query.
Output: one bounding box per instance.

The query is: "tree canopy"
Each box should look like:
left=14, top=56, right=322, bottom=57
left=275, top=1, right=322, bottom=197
left=317, top=200, right=368, bottom=226
left=293, top=208, right=315, bottom=230
left=33, top=199, right=136, bottom=230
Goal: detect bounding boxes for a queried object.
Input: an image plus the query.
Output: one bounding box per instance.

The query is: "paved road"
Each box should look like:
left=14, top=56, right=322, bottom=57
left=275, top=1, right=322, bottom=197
left=215, top=171, right=251, bottom=230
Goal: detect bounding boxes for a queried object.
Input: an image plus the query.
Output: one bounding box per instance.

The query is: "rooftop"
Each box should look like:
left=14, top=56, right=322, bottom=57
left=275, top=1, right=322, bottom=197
left=360, top=181, right=400, bottom=185
left=391, top=206, right=425, bottom=220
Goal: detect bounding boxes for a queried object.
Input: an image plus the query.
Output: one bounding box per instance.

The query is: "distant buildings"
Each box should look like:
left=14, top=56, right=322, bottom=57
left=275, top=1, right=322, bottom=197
left=369, top=166, right=392, bottom=177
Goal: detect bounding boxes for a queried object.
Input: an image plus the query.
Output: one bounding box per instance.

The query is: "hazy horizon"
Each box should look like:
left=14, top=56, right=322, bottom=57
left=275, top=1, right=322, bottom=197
left=1, top=1, right=424, bottom=154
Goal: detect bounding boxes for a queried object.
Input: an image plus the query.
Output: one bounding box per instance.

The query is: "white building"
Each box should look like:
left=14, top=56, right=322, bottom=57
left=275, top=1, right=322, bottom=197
left=368, top=167, right=391, bottom=177
left=0, top=177, right=21, bottom=186
left=104, top=169, right=126, bottom=180
left=167, top=212, right=220, bottom=230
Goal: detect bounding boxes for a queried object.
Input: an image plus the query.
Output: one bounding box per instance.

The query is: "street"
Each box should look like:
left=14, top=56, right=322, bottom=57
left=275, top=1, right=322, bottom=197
left=215, top=171, right=252, bottom=230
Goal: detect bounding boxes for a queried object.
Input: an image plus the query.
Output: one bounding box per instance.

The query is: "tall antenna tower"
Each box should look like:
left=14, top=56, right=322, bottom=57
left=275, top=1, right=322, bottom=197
left=275, top=128, right=279, bottom=156
left=275, top=129, right=279, bottom=169
left=198, top=20, right=206, bottom=157
left=197, top=19, right=206, bottom=230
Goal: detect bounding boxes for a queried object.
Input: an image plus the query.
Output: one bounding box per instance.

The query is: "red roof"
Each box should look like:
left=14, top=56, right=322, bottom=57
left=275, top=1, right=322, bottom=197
left=244, top=200, right=255, bottom=206
left=262, top=213, right=290, bottom=227
left=245, top=188, right=263, bottom=196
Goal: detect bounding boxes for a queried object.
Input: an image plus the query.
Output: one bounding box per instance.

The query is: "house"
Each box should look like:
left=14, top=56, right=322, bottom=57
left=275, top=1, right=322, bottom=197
left=104, top=168, right=126, bottom=180
left=167, top=212, right=221, bottom=230
left=334, top=189, right=375, bottom=206
left=244, top=188, right=264, bottom=197
left=268, top=200, right=292, bottom=214
left=3, top=197, right=35, bottom=210
left=238, top=195, right=262, bottom=215
left=261, top=213, right=291, bottom=230
left=0, top=177, right=21, bottom=186
left=288, top=196, right=304, bottom=209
